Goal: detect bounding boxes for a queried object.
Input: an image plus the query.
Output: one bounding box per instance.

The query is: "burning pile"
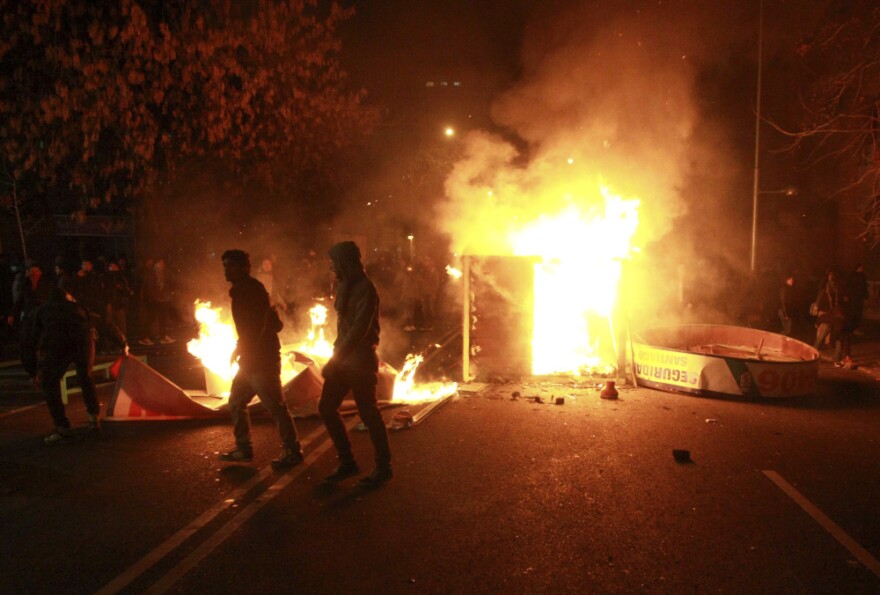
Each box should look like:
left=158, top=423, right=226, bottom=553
left=187, top=300, right=456, bottom=402
left=510, top=187, right=640, bottom=375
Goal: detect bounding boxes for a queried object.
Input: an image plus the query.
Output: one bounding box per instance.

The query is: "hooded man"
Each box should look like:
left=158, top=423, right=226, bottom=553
left=218, top=249, right=303, bottom=470
left=319, top=241, right=392, bottom=487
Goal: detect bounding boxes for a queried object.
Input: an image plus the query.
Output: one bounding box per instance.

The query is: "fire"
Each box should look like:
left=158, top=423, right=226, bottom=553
left=293, top=304, right=334, bottom=360
left=187, top=300, right=303, bottom=396
left=188, top=301, right=456, bottom=403
left=187, top=300, right=239, bottom=391
left=392, top=354, right=458, bottom=403
left=510, top=185, right=640, bottom=375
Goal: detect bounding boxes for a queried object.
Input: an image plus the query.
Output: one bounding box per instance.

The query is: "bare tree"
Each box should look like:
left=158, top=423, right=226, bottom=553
left=773, top=2, right=880, bottom=244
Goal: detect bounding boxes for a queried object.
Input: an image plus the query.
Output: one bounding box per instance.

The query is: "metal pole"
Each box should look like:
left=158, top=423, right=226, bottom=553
left=750, top=0, right=764, bottom=273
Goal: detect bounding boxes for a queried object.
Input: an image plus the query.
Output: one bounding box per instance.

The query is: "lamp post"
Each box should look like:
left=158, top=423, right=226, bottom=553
left=750, top=0, right=765, bottom=273
left=750, top=186, right=798, bottom=272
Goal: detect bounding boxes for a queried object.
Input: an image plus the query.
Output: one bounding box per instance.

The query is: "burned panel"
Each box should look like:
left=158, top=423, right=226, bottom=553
left=468, top=256, right=534, bottom=379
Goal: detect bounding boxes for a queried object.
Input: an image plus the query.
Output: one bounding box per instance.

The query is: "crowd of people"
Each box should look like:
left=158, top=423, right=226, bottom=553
left=0, top=253, right=181, bottom=358
left=0, top=246, right=455, bottom=361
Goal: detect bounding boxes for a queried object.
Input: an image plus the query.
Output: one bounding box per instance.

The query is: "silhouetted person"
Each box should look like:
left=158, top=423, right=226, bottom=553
left=9, top=259, right=52, bottom=330
left=21, top=280, right=128, bottom=445
left=319, top=241, right=392, bottom=487
left=778, top=276, right=795, bottom=336
left=813, top=270, right=846, bottom=362
left=217, top=249, right=303, bottom=470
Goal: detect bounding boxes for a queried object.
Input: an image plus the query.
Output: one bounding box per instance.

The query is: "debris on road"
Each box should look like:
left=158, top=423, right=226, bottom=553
left=554, top=396, right=565, bottom=405
left=389, top=409, right=414, bottom=430
left=600, top=381, right=618, bottom=400
left=705, top=418, right=718, bottom=423
left=672, top=449, right=692, bottom=463
left=511, top=391, right=521, bottom=400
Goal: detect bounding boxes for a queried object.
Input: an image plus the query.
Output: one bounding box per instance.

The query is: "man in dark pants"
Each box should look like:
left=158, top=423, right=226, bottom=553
left=21, top=281, right=128, bottom=445
left=218, top=249, right=303, bottom=470
left=319, top=241, right=392, bottom=487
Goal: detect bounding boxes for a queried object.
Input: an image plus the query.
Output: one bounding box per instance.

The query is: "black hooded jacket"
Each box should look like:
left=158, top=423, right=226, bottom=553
left=21, top=288, right=126, bottom=376
left=328, top=242, right=380, bottom=367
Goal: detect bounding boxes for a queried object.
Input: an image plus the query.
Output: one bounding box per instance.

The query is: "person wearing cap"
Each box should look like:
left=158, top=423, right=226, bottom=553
left=21, top=279, right=128, bottom=445
left=217, top=249, right=304, bottom=470
left=319, top=241, right=392, bottom=487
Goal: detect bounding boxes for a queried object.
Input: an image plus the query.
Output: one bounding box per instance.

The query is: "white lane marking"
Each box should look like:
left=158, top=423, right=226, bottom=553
left=96, top=424, right=328, bottom=595
left=0, top=403, right=43, bottom=419
left=144, top=418, right=359, bottom=594
left=763, top=470, right=880, bottom=578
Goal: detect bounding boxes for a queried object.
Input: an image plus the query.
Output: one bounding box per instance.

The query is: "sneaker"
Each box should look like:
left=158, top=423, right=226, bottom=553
left=218, top=448, right=253, bottom=463
left=323, top=461, right=360, bottom=483
left=44, top=427, right=75, bottom=446
left=358, top=466, right=393, bottom=488
left=87, top=413, right=100, bottom=432
left=271, top=447, right=305, bottom=471
left=159, top=336, right=176, bottom=344
left=137, top=338, right=155, bottom=346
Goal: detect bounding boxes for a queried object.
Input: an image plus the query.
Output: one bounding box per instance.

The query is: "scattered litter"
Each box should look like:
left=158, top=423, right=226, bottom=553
left=389, top=410, right=414, bottom=430
left=705, top=418, right=718, bottom=423
left=554, top=396, right=565, bottom=405
left=528, top=396, right=545, bottom=404
left=355, top=422, right=368, bottom=432
left=511, top=391, right=521, bottom=400
left=672, top=449, right=691, bottom=463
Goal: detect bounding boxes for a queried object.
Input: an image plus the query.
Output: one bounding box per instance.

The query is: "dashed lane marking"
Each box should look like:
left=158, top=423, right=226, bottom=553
left=144, top=417, right=359, bottom=594
left=763, top=470, right=880, bottom=578
left=96, top=423, right=331, bottom=595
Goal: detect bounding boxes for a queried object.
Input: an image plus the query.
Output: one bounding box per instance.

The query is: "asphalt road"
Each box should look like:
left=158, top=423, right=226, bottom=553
left=2, top=351, right=880, bottom=594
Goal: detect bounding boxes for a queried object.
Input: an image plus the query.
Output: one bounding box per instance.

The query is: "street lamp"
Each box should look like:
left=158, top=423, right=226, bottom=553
left=750, top=185, right=798, bottom=272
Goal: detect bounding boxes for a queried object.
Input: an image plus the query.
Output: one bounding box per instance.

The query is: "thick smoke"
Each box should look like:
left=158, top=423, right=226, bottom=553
left=437, top=1, right=755, bottom=326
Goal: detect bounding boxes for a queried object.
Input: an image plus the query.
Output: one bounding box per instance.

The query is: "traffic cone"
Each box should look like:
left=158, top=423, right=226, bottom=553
left=600, top=380, right=618, bottom=400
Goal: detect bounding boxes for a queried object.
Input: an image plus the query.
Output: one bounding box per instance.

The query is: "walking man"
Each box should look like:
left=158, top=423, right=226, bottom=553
left=319, top=241, right=392, bottom=487
left=22, top=280, right=128, bottom=445
left=218, top=249, right=303, bottom=470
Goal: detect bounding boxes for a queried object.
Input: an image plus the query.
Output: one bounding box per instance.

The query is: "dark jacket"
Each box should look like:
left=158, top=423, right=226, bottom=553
left=329, top=242, right=380, bottom=369
left=74, top=270, right=106, bottom=315
left=21, top=289, right=128, bottom=376
left=11, top=271, right=52, bottom=323
left=229, top=275, right=280, bottom=370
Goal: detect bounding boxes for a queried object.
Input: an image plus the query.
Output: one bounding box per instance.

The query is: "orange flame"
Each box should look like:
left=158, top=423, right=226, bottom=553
left=510, top=185, right=640, bottom=375
left=392, top=354, right=458, bottom=403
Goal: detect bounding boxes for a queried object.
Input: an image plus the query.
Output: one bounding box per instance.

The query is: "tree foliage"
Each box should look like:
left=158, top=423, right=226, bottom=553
left=0, top=0, right=376, bottom=217
left=781, top=1, right=880, bottom=244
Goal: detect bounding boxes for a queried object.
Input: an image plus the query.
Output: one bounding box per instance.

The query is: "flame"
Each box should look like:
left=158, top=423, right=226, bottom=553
left=188, top=301, right=456, bottom=402
left=510, top=185, right=640, bottom=375
left=293, top=304, right=334, bottom=360
left=187, top=301, right=239, bottom=392
left=392, top=353, right=458, bottom=403
left=187, top=300, right=304, bottom=395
